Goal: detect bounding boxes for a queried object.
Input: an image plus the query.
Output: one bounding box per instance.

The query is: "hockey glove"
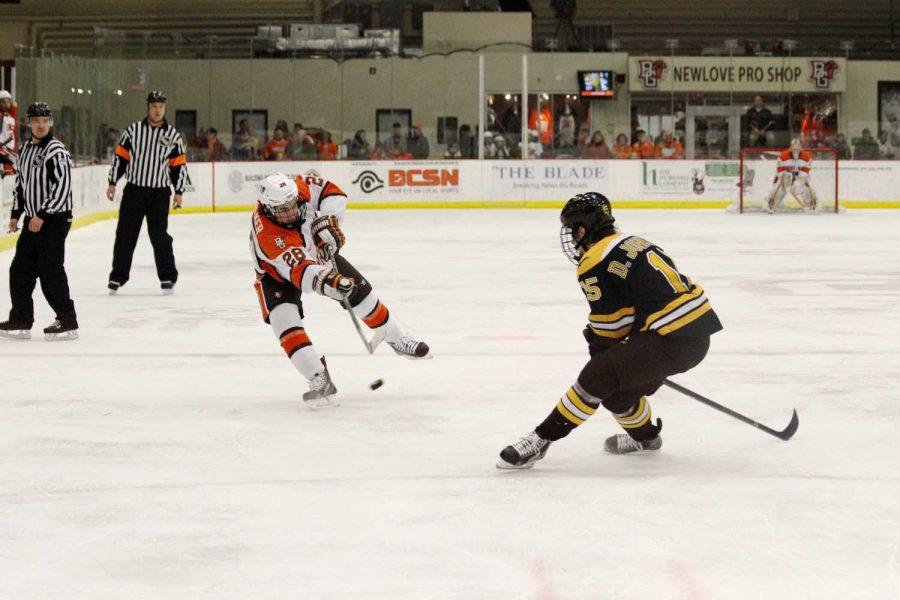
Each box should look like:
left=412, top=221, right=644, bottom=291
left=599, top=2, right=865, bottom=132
left=583, top=325, right=616, bottom=357
left=311, top=214, right=345, bottom=261
left=313, top=269, right=355, bottom=301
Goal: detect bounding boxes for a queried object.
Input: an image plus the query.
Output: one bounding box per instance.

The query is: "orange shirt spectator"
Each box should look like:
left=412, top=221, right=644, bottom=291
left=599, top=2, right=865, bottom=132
left=632, top=130, right=655, bottom=158
left=263, top=129, right=289, bottom=160
left=583, top=132, right=612, bottom=159
left=654, top=131, right=684, bottom=159
left=317, top=131, right=339, bottom=160
left=612, top=133, right=632, bottom=159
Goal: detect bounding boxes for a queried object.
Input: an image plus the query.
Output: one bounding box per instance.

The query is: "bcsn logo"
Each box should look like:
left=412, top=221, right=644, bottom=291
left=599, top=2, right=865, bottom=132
left=388, top=169, right=459, bottom=187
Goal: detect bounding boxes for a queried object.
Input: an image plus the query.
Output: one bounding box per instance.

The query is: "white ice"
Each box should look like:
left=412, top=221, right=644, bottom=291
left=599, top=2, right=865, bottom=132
left=1, top=209, right=899, bottom=600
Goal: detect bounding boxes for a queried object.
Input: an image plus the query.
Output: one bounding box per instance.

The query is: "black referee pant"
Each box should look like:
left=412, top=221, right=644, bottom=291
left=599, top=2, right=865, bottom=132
left=109, top=183, right=178, bottom=285
left=8, top=213, right=78, bottom=328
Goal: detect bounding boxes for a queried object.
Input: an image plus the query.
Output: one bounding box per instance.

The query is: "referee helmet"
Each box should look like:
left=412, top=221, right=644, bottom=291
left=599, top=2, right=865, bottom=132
left=26, top=102, right=53, bottom=118
left=146, top=90, right=167, bottom=103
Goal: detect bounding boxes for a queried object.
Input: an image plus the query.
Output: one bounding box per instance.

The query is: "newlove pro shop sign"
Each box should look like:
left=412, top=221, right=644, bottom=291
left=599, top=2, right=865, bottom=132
left=630, top=56, right=846, bottom=93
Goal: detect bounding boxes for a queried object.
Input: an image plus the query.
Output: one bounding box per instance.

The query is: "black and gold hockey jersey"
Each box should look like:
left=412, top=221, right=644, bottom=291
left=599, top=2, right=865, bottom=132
left=577, top=232, right=722, bottom=341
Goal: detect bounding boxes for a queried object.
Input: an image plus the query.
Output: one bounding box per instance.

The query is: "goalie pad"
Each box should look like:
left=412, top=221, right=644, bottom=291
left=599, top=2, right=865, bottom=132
left=765, top=171, right=792, bottom=212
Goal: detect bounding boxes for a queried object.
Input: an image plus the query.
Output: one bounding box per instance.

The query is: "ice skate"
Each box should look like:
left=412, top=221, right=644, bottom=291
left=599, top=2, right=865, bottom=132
left=385, top=329, right=432, bottom=359
left=43, top=320, right=78, bottom=341
left=497, top=431, right=551, bottom=470
left=302, top=368, right=339, bottom=409
left=604, top=433, right=662, bottom=454
left=0, top=320, right=31, bottom=340
left=108, top=281, right=122, bottom=295
left=161, top=281, right=175, bottom=295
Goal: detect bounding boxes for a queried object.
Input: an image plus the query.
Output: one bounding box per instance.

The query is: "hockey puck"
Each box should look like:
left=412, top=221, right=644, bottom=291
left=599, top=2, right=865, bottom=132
left=369, top=378, right=384, bottom=391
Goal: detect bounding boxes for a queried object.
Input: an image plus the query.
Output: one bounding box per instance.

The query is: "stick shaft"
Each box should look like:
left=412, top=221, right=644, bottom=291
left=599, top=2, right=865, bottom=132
left=663, top=379, right=798, bottom=441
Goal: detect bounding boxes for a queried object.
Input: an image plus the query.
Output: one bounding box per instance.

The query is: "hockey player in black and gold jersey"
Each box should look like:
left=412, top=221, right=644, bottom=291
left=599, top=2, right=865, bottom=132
left=498, top=192, right=722, bottom=469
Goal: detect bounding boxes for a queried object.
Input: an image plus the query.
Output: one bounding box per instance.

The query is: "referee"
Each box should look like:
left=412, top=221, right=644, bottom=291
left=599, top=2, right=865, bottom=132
left=0, top=102, right=78, bottom=341
left=106, top=90, right=187, bottom=295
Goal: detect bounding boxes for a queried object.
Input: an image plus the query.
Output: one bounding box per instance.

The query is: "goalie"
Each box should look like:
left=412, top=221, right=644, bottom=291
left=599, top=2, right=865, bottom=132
left=765, top=138, right=818, bottom=213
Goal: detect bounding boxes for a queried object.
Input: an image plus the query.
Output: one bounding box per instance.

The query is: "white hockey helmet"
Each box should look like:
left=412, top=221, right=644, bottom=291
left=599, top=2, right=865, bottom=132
left=0, top=90, right=12, bottom=101
left=257, top=173, right=306, bottom=228
left=789, top=138, right=802, bottom=158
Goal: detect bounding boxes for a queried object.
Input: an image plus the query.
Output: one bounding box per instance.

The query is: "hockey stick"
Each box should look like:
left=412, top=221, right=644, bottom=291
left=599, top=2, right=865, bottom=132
left=329, top=254, right=385, bottom=354
left=663, top=379, right=799, bottom=441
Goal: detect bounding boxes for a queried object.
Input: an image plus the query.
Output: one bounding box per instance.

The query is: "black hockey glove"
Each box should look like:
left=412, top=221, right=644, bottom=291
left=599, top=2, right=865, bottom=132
left=311, top=214, right=345, bottom=261
left=583, top=325, right=616, bottom=357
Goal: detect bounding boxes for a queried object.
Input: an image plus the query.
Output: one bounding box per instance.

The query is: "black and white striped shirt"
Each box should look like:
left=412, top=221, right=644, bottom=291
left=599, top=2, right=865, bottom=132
left=11, top=134, right=73, bottom=219
left=108, top=118, right=188, bottom=193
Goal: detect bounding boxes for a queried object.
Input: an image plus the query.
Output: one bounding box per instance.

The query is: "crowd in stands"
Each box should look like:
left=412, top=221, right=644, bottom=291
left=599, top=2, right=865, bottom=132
left=82, top=107, right=900, bottom=163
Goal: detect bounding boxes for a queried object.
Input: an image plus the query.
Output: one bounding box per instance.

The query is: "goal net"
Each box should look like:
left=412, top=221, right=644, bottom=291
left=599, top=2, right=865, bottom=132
left=737, top=147, right=839, bottom=213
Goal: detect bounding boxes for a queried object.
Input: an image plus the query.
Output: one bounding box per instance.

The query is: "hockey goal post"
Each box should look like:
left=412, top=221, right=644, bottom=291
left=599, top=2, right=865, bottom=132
left=737, top=147, right=839, bottom=213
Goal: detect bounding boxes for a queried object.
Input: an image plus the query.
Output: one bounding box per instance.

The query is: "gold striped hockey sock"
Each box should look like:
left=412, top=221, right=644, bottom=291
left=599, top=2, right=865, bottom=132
left=612, top=396, right=661, bottom=441
left=535, top=382, right=601, bottom=441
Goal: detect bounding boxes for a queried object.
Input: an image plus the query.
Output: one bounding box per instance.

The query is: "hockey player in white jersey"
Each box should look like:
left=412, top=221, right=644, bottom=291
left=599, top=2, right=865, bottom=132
left=765, top=138, right=818, bottom=213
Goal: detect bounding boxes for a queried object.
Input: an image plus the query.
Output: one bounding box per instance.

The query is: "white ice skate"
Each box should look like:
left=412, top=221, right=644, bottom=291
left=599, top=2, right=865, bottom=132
left=497, top=431, right=551, bottom=469
left=302, top=369, right=339, bottom=409
left=604, top=433, right=662, bottom=454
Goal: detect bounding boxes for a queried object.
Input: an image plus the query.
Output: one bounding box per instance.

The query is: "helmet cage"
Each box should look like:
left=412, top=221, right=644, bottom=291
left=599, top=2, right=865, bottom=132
left=560, top=225, right=584, bottom=265
left=558, top=192, right=615, bottom=265
left=267, top=197, right=306, bottom=228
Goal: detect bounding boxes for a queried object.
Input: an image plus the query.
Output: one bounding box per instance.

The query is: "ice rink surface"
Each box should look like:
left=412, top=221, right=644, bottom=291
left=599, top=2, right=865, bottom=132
left=1, top=208, right=899, bottom=600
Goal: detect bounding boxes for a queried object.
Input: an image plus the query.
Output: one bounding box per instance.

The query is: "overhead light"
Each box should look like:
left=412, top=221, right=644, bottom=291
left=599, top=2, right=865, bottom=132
left=505, top=93, right=511, bottom=100
left=77, top=88, right=83, bottom=94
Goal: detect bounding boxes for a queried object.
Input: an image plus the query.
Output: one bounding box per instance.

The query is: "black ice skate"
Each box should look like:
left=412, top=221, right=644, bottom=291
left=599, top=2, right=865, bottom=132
left=386, top=333, right=432, bottom=359
left=43, top=320, right=79, bottom=341
left=497, top=431, right=551, bottom=470
left=0, top=320, right=32, bottom=340
left=161, top=281, right=175, bottom=295
left=303, top=368, right=339, bottom=409
left=604, top=433, right=662, bottom=454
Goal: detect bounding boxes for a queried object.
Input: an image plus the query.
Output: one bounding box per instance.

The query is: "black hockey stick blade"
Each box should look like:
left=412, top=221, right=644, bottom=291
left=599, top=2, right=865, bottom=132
left=663, top=379, right=799, bottom=441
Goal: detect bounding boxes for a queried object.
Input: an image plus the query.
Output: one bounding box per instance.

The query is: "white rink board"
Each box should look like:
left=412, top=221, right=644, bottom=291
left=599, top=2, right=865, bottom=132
left=1, top=210, right=899, bottom=599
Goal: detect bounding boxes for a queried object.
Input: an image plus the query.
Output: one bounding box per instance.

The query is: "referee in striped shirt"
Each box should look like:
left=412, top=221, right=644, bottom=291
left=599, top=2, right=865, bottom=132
left=0, top=102, right=78, bottom=340
left=106, top=90, right=187, bottom=295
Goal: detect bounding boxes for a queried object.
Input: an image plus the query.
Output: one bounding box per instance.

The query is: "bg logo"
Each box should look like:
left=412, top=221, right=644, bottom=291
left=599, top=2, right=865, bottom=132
left=809, top=60, right=839, bottom=89
left=637, top=59, right=668, bottom=89
left=352, top=170, right=385, bottom=193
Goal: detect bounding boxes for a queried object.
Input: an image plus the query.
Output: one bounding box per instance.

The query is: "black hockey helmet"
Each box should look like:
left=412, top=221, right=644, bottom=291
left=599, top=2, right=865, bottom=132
left=26, top=101, right=53, bottom=118
left=559, top=192, right=615, bottom=264
left=146, top=90, right=167, bottom=103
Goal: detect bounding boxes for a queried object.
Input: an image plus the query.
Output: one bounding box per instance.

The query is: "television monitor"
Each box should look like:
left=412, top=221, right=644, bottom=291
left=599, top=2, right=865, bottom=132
left=578, top=70, right=615, bottom=98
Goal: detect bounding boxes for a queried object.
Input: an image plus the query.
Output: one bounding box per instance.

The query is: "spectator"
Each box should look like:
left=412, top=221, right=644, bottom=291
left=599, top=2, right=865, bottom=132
left=206, top=128, right=227, bottom=162
left=501, top=103, right=522, bottom=144
left=877, top=130, right=897, bottom=159
left=348, top=130, right=371, bottom=159
left=95, top=123, right=116, bottom=161
left=492, top=134, right=512, bottom=158
left=317, top=131, right=339, bottom=160
left=444, top=142, right=462, bottom=158
left=853, top=128, right=881, bottom=159
left=583, top=131, right=612, bottom=159
left=263, top=128, right=289, bottom=161
left=612, top=133, right=631, bottom=159
left=833, top=133, right=852, bottom=160
left=385, top=122, right=407, bottom=158
left=231, top=119, right=257, bottom=160
left=520, top=129, right=543, bottom=159
left=371, top=140, right=390, bottom=160
left=575, top=125, right=591, bottom=155
left=458, top=124, right=475, bottom=158
left=274, top=120, right=289, bottom=135
left=407, top=123, right=430, bottom=159
left=654, top=130, right=684, bottom=159
left=287, top=124, right=317, bottom=160
left=631, top=129, right=655, bottom=159
left=557, top=104, right=576, bottom=149
left=747, top=95, right=775, bottom=147
left=483, top=131, right=497, bottom=158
